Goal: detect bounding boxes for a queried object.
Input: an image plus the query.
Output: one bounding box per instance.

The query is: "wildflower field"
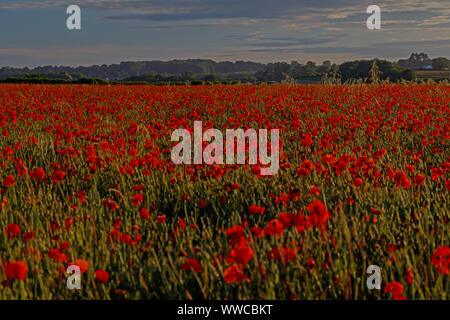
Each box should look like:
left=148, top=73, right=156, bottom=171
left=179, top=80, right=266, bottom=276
left=0, top=83, right=448, bottom=300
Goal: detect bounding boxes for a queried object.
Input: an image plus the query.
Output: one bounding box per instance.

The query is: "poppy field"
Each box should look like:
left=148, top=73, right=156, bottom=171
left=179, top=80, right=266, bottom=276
left=0, top=83, right=448, bottom=300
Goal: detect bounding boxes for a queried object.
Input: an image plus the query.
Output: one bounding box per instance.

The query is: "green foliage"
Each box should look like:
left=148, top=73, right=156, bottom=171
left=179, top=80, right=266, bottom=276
left=339, top=59, right=415, bottom=82
left=432, top=58, right=450, bottom=71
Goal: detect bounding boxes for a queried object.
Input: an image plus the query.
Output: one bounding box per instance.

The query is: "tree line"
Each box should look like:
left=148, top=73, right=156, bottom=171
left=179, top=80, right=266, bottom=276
left=1, top=53, right=448, bottom=85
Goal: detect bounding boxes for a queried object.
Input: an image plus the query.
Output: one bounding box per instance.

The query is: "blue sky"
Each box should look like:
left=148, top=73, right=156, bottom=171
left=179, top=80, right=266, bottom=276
left=0, top=0, right=449, bottom=67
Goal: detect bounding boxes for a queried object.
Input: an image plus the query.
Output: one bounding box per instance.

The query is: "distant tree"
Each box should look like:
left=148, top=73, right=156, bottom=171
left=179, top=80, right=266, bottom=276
left=398, top=53, right=432, bottom=69
left=432, top=57, right=450, bottom=70
left=203, top=74, right=219, bottom=82
left=340, top=59, right=412, bottom=82
left=182, top=71, right=196, bottom=81
left=316, top=61, right=332, bottom=73
left=305, top=61, right=317, bottom=74
left=256, top=62, right=291, bottom=82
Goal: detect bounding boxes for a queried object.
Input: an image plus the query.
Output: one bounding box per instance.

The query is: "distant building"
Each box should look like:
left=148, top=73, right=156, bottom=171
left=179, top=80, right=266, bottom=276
left=423, top=65, right=433, bottom=70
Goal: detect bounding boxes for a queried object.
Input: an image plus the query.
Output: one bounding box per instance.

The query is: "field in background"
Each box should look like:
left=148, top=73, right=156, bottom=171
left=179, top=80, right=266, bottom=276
left=0, top=84, right=448, bottom=300
left=416, top=70, right=450, bottom=81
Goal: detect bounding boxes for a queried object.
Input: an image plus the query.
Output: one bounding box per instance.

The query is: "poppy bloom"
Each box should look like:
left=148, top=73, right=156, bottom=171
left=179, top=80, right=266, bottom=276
left=250, top=226, right=263, bottom=237
left=104, top=198, right=119, bottom=210
left=95, top=270, right=110, bottom=283
left=131, top=194, right=144, bottom=206
left=48, top=249, right=70, bottom=263
left=65, top=218, right=73, bottom=232
left=52, top=171, right=65, bottom=183
left=139, top=208, right=150, bottom=220
left=156, top=215, right=166, bottom=223
left=251, top=165, right=261, bottom=176
left=370, top=208, right=382, bottom=215
left=69, top=259, right=89, bottom=273
left=296, top=160, right=314, bottom=177
left=309, top=186, right=320, bottom=197
left=384, top=281, right=405, bottom=300
left=296, top=167, right=309, bottom=176
left=223, top=264, right=249, bottom=284
left=231, top=183, right=240, bottom=190
left=3, top=175, right=15, bottom=187
left=431, top=246, right=449, bottom=275
left=4, top=261, right=28, bottom=280
left=353, top=178, right=363, bottom=188
left=268, top=247, right=296, bottom=264
left=226, top=225, right=247, bottom=247
left=180, top=258, right=203, bottom=273
left=5, top=224, right=21, bottom=238
left=374, top=148, right=387, bottom=158
left=264, top=219, right=284, bottom=237
left=22, top=231, right=35, bottom=242
left=306, top=200, right=331, bottom=229
left=30, top=168, right=45, bottom=180
left=394, top=171, right=411, bottom=189
left=431, top=168, right=444, bottom=181
left=413, top=174, right=425, bottom=186
left=405, top=268, right=413, bottom=285
left=198, top=200, right=207, bottom=209
left=226, top=245, right=254, bottom=264
left=76, top=190, right=86, bottom=203
left=248, top=205, right=265, bottom=215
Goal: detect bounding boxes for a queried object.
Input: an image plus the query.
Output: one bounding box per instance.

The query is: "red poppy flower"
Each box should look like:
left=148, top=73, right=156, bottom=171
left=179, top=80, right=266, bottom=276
left=30, top=168, right=45, bottom=180
left=248, top=205, right=265, bottom=215
left=394, top=171, right=411, bottom=189
left=268, top=247, right=296, bottom=264
left=431, top=246, right=450, bottom=275
left=223, top=264, right=249, bottom=284
left=52, top=170, right=65, bottom=183
left=309, top=186, right=320, bottom=196
left=405, top=268, right=413, bottom=285
left=264, top=219, right=284, bottom=237
left=306, top=200, right=331, bottom=229
left=180, top=258, right=203, bottom=273
left=3, top=175, right=15, bottom=187
left=104, top=198, right=119, bottom=210
left=95, top=270, right=110, bottom=283
left=413, top=174, right=425, bottom=186
left=22, top=231, right=35, bottom=242
left=139, top=208, right=150, bottom=220
left=69, top=259, right=89, bottom=273
left=5, top=224, right=21, bottom=239
left=4, top=261, right=28, bottom=280
left=384, top=281, right=405, bottom=300
left=198, top=200, right=207, bottom=209
left=48, top=249, right=70, bottom=263
left=131, top=194, right=144, bottom=206
left=353, top=177, right=363, bottom=188
left=370, top=208, right=382, bottom=215
left=226, top=225, right=247, bottom=247
left=226, top=245, right=254, bottom=264
left=156, top=215, right=166, bottom=223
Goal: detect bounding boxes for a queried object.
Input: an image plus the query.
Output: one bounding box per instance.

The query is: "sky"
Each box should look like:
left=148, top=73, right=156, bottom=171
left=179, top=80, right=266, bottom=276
left=0, top=0, right=449, bottom=67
